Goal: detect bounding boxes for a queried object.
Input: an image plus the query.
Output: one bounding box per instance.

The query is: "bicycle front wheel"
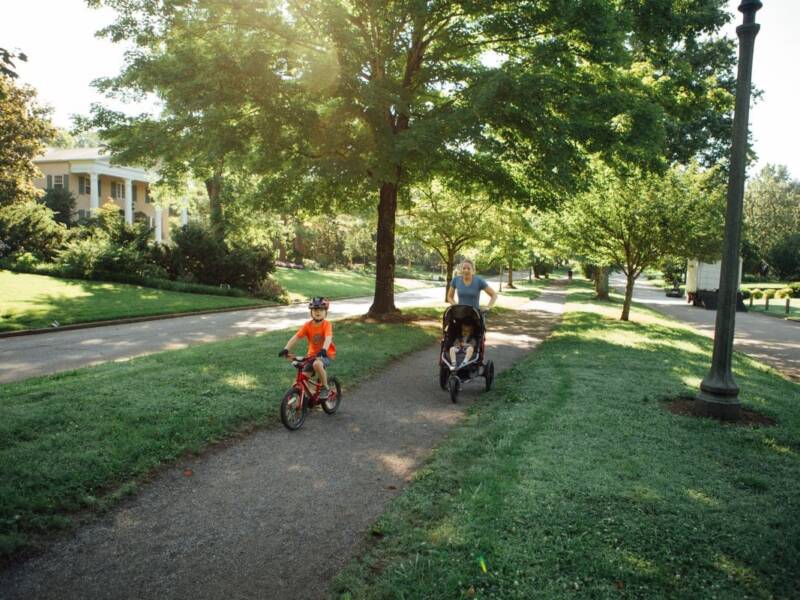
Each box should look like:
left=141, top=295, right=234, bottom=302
left=280, top=387, right=307, bottom=430
left=321, top=377, right=342, bottom=415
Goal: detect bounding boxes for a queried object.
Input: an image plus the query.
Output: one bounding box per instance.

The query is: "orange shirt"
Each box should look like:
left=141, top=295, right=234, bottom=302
left=295, top=319, right=336, bottom=359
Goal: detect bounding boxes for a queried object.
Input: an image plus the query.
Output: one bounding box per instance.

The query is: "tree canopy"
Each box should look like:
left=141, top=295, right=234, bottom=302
left=86, top=0, right=737, bottom=314
left=0, top=76, right=55, bottom=207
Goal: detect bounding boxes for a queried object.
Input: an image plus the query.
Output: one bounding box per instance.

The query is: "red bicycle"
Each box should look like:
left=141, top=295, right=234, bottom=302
left=280, top=353, right=342, bottom=430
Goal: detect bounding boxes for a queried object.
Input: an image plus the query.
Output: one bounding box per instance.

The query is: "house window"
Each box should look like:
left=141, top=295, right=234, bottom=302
left=109, top=181, right=126, bottom=200
left=145, top=188, right=153, bottom=204
left=132, top=185, right=138, bottom=203
left=78, top=176, right=91, bottom=195
left=53, top=175, right=64, bottom=189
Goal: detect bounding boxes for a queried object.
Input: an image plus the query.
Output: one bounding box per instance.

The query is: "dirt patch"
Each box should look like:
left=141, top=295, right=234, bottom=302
left=662, top=396, right=776, bottom=427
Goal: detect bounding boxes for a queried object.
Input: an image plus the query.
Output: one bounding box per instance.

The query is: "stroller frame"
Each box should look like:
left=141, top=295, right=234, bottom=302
left=437, top=305, right=495, bottom=402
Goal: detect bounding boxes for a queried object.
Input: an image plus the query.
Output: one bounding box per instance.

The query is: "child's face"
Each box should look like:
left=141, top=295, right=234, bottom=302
left=311, top=308, right=326, bottom=321
left=461, top=324, right=473, bottom=337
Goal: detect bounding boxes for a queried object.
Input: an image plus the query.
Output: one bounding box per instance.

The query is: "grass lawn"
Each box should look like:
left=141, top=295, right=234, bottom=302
left=746, top=296, right=800, bottom=321
left=499, top=277, right=552, bottom=300
left=0, top=308, right=441, bottom=557
left=274, top=267, right=407, bottom=303
left=333, top=283, right=800, bottom=598
left=0, top=270, right=268, bottom=333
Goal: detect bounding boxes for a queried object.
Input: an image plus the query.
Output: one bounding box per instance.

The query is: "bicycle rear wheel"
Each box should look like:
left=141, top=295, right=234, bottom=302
left=280, top=387, right=307, bottom=430
left=321, top=377, right=342, bottom=415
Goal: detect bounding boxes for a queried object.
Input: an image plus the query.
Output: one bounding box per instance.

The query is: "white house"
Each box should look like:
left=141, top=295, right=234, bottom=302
left=33, top=148, right=188, bottom=242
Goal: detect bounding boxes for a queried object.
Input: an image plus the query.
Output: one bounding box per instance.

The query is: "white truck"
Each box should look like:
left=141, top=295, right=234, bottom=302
left=685, top=259, right=745, bottom=310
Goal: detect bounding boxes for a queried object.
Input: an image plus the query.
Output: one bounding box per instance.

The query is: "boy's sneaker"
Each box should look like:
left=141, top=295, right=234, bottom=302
left=319, top=386, right=330, bottom=400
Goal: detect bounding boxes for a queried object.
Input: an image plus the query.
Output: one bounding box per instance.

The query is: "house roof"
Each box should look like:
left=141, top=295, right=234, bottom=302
left=34, top=147, right=110, bottom=162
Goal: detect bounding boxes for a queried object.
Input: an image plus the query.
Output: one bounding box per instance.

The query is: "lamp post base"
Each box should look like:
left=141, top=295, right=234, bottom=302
left=696, top=387, right=741, bottom=421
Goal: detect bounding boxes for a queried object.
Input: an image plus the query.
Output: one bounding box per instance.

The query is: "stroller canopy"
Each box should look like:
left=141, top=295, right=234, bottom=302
left=442, top=304, right=484, bottom=335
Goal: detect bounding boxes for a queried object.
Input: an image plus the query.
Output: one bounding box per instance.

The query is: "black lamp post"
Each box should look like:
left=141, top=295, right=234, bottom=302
left=697, top=0, right=762, bottom=420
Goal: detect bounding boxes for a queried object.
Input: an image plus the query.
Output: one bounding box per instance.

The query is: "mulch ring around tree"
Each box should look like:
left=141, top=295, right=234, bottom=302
left=662, top=396, right=777, bottom=427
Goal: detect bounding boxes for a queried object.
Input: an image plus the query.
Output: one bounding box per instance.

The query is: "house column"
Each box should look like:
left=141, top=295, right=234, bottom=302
left=90, top=172, right=99, bottom=213
left=181, top=205, right=188, bottom=226
left=154, top=205, right=163, bottom=243
left=124, top=179, right=133, bottom=224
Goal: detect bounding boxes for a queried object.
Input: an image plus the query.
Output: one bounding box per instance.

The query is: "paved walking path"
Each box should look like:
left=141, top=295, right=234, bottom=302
left=0, top=280, right=445, bottom=384
left=613, top=273, right=800, bottom=381
left=0, top=283, right=566, bottom=600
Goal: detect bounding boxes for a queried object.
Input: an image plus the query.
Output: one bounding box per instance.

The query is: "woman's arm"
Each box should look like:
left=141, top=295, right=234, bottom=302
left=446, top=284, right=456, bottom=305
left=484, top=285, right=498, bottom=309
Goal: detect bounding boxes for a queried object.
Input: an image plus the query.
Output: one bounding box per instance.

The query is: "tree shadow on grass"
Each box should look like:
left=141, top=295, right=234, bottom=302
left=334, top=307, right=800, bottom=599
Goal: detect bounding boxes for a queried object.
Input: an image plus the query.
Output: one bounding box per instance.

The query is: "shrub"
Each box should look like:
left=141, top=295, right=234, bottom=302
left=775, top=287, right=793, bottom=300
left=750, top=288, right=763, bottom=299
left=252, top=275, right=288, bottom=303
left=56, top=205, right=166, bottom=281
left=169, top=223, right=275, bottom=293
left=740, top=289, right=751, bottom=300
left=41, top=187, right=76, bottom=226
left=0, top=200, right=66, bottom=260
left=763, top=289, right=776, bottom=300
left=302, top=258, right=320, bottom=270
left=789, top=282, right=800, bottom=298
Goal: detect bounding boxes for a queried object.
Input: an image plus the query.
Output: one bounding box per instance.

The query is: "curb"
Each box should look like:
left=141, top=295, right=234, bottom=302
left=0, top=303, right=274, bottom=339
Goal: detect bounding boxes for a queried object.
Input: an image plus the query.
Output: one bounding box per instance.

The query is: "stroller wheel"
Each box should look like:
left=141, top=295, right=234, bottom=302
left=439, top=365, right=449, bottom=390
left=484, top=360, right=495, bottom=391
left=448, top=375, right=460, bottom=403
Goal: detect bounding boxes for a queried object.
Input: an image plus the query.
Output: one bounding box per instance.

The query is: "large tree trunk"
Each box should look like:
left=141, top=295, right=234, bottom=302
left=204, top=169, right=225, bottom=241
left=368, top=181, right=400, bottom=316
left=621, top=271, right=635, bottom=321
left=594, top=267, right=610, bottom=300
left=507, top=263, right=515, bottom=288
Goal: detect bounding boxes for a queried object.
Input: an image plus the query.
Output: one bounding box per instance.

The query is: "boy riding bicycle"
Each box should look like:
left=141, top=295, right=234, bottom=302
left=278, top=297, right=336, bottom=399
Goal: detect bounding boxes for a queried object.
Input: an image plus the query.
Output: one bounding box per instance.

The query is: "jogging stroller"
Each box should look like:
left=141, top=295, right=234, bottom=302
left=437, top=304, right=495, bottom=402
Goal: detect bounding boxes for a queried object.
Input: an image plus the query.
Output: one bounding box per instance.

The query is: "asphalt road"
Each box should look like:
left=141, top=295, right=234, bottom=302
left=612, top=273, right=800, bottom=381
left=0, top=281, right=448, bottom=384
left=0, top=284, right=566, bottom=600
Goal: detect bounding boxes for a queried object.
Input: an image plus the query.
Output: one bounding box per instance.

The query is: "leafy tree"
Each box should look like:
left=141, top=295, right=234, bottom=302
left=88, top=0, right=736, bottom=316
left=399, top=181, right=489, bottom=301
left=51, top=128, right=103, bottom=149
left=766, top=234, right=800, bottom=281
left=743, top=164, right=800, bottom=275
left=477, top=204, right=536, bottom=289
left=41, top=187, right=77, bottom=226
left=85, top=0, right=309, bottom=242
left=549, top=162, right=725, bottom=321
left=0, top=76, right=55, bottom=206
left=0, top=48, right=26, bottom=81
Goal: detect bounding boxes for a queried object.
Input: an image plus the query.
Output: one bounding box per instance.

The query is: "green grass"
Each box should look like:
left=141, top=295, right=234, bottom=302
left=746, top=296, right=800, bottom=321
left=333, top=283, right=800, bottom=599
left=274, top=267, right=407, bottom=303
left=0, top=270, right=268, bottom=332
left=0, top=309, right=440, bottom=557
left=498, top=277, right=551, bottom=300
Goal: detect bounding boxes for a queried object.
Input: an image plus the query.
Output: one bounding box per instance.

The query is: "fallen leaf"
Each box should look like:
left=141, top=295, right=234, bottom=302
left=183, top=468, right=194, bottom=477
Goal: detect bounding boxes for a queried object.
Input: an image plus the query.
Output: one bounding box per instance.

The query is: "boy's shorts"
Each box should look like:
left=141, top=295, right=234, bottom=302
left=303, top=356, right=331, bottom=371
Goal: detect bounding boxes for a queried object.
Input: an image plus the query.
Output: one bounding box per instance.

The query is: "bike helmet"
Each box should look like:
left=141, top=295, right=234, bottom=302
left=308, top=296, right=330, bottom=310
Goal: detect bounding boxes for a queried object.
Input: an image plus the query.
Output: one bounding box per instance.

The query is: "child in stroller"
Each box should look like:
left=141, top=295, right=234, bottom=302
left=448, top=322, right=478, bottom=369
